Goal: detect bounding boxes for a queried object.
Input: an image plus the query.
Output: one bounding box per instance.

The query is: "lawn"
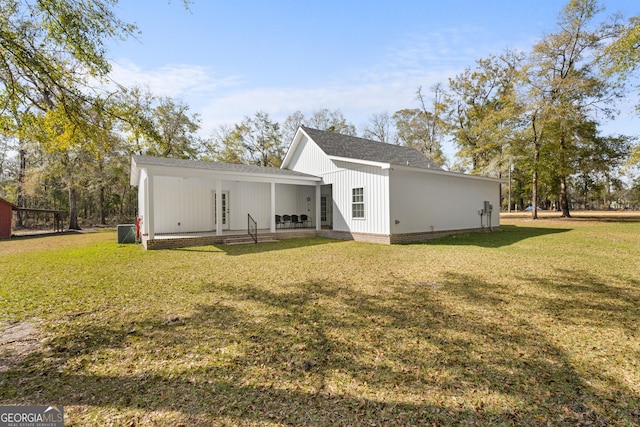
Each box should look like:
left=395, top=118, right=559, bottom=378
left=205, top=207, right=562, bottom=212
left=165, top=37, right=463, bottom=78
left=1, top=214, right=639, bottom=426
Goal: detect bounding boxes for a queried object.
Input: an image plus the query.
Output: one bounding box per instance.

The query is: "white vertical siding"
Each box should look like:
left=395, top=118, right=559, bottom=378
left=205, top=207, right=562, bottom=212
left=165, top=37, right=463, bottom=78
left=389, top=169, right=500, bottom=233
left=286, top=137, right=390, bottom=235
left=153, top=176, right=214, bottom=233
left=274, top=185, right=316, bottom=225
left=227, top=182, right=315, bottom=230
left=137, top=169, right=147, bottom=224
left=148, top=175, right=316, bottom=233
left=326, top=161, right=390, bottom=235
left=227, top=181, right=270, bottom=229
left=287, top=136, right=339, bottom=176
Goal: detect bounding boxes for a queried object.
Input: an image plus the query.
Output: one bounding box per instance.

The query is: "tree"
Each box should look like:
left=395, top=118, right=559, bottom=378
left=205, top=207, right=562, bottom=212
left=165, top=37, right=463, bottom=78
left=392, top=93, right=449, bottom=168
left=573, top=122, right=630, bottom=208
left=146, top=97, right=201, bottom=159
left=306, top=108, right=357, bottom=136
left=117, top=88, right=201, bottom=159
left=217, top=112, right=284, bottom=167
left=447, top=52, right=523, bottom=177
left=525, top=0, right=620, bottom=218
left=282, top=108, right=357, bottom=141
left=600, top=15, right=640, bottom=79
left=282, top=110, right=305, bottom=145
left=1, top=0, right=135, bottom=225
left=362, top=111, right=395, bottom=144
left=599, top=15, right=640, bottom=167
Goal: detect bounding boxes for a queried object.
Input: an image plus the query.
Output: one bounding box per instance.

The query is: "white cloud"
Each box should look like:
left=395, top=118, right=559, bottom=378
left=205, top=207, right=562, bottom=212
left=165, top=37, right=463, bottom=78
left=105, top=26, right=527, bottom=142
left=107, top=59, right=241, bottom=98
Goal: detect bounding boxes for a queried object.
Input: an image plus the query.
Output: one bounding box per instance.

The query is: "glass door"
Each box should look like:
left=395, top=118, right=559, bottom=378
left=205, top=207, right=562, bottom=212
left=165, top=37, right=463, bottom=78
left=214, top=191, right=230, bottom=230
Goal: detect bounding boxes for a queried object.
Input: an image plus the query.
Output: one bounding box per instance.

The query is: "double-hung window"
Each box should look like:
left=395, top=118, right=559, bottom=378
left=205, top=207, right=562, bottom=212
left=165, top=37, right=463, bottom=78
left=352, top=187, right=364, bottom=219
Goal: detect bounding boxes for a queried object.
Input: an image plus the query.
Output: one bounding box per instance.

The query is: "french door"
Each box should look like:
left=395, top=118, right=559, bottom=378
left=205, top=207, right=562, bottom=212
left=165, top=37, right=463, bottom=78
left=214, top=191, right=230, bottom=230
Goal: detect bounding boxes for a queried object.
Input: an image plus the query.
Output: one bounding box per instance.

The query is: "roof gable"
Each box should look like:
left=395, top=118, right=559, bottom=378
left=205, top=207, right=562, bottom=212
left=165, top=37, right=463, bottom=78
left=300, top=126, right=442, bottom=170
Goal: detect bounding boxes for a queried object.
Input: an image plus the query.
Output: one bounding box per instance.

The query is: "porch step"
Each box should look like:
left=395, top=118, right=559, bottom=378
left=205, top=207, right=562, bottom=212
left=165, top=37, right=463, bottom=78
left=223, top=235, right=279, bottom=245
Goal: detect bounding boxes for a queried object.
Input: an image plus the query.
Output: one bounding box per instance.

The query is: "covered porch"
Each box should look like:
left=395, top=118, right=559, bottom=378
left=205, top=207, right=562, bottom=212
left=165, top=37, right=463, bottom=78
left=131, top=156, right=323, bottom=249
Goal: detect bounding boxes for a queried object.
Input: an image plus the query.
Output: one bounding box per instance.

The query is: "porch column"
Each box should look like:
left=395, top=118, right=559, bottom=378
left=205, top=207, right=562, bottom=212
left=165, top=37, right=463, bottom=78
left=147, top=174, right=155, bottom=239
left=215, top=179, right=222, bottom=236
left=315, top=182, right=321, bottom=231
left=270, top=182, right=276, bottom=233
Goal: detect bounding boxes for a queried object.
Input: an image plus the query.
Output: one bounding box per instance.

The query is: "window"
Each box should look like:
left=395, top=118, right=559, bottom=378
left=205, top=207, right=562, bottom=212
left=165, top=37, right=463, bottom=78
left=352, top=187, right=364, bottom=218
left=321, top=196, right=327, bottom=222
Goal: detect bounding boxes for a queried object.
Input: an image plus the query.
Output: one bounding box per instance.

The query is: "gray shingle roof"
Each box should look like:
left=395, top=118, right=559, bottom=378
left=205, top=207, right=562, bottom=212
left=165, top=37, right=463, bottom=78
left=132, top=155, right=318, bottom=179
left=301, top=126, right=442, bottom=170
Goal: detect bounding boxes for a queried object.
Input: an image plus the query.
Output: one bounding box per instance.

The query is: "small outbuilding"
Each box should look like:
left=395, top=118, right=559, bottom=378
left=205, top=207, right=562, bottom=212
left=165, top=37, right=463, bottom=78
left=0, top=197, right=65, bottom=239
left=0, top=197, right=16, bottom=239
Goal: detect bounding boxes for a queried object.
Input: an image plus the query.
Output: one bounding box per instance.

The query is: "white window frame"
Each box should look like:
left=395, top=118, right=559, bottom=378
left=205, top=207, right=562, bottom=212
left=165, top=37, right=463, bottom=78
left=352, top=187, right=365, bottom=219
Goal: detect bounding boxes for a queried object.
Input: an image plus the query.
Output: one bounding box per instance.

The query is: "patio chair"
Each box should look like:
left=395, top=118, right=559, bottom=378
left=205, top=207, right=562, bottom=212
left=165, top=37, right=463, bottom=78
left=291, top=214, right=303, bottom=228
left=275, top=215, right=283, bottom=229
left=300, top=214, right=310, bottom=227
left=282, top=214, right=291, bottom=228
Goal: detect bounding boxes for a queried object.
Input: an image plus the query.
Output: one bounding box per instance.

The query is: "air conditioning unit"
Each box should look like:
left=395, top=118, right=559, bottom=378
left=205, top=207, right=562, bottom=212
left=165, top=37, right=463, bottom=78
left=117, top=224, right=136, bottom=244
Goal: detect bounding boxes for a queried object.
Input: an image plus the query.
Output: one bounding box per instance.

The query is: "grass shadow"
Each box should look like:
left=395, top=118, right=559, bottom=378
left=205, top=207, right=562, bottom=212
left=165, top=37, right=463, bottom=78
left=516, top=267, right=640, bottom=332
left=422, top=225, right=571, bottom=247
left=171, top=237, right=344, bottom=256
left=3, top=275, right=638, bottom=425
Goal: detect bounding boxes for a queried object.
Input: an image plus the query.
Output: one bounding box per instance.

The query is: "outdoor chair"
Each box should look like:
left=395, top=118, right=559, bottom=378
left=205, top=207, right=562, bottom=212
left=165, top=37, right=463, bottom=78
left=282, top=214, right=291, bottom=228
left=291, top=214, right=303, bottom=228
left=275, top=215, right=283, bottom=229
left=300, top=214, right=310, bottom=227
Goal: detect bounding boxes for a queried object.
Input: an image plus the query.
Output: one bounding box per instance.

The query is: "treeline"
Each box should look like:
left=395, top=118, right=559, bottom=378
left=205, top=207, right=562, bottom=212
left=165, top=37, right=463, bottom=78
left=1, top=0, right=639, bottom=230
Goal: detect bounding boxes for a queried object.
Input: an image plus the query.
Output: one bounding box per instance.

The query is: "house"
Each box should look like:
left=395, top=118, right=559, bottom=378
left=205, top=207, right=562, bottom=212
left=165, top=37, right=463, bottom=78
left=130, top=126, right=501, bottom=249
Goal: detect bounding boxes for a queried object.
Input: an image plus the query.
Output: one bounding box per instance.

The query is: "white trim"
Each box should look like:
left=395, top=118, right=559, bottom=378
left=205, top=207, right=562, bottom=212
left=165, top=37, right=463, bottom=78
left=147, top=174, right=155, bottom=239
left=352, top=187, right=365, bottom=219
left=328, top=155, right=390, bottom=169
left=315, top=182, right=321, bottom=231
left=270, top=182, right=276, bottom=232
left=389, top=163, right=505, bottom=183
left=281, top=127, right=309, bottom=169
left=215, top=181, right=222, bottom=235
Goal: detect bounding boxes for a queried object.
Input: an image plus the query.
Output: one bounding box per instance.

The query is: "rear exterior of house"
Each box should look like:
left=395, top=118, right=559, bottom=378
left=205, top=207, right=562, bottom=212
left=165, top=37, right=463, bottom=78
left=387, top=167, right=500, bottom=243
left=131, top=126, right=502, bottom=249
left=282, top=127, right=501, bottom=244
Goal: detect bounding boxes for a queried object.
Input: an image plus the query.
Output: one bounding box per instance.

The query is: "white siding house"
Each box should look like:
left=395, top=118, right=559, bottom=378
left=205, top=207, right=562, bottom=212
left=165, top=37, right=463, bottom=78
left=130, top=126, right=502, bottom=249
left=281, top=127, right=501, bottom=244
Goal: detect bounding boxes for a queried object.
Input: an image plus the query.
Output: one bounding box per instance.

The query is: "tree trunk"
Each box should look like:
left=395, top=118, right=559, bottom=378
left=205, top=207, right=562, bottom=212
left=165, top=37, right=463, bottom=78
left=531, top=115, right=539, bottom=220
left=559, top=134, right=571, bottom=218
left=100, top=186, right=106, bottom=225
left=532, top=170, right=538, bottom=220
left=560, top=176, right=571, bottom=217
left=68, top=186, right=81, bottom=230
left=16, top=147, right=26, bottom=227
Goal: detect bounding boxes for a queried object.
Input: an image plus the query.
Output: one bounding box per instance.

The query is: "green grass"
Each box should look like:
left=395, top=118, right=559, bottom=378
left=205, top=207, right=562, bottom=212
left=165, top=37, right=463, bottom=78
left=1, top=216, right=639, bottom=426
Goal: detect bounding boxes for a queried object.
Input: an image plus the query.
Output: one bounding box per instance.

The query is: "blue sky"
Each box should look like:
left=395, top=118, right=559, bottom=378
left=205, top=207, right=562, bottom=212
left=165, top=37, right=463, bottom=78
left=106, top=0, right=639, bottom=156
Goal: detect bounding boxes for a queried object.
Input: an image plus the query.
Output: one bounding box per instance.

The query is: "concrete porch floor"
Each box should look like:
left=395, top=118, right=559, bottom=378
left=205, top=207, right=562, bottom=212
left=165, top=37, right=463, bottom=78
left=142, top=227, right=319, bottom=249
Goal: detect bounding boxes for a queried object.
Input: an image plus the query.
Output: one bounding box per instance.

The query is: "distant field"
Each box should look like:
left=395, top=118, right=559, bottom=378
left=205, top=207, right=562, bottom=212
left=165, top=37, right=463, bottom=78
left=501, top=209, right=640, bottom=220
left=1, top=214, right=639, bottom=426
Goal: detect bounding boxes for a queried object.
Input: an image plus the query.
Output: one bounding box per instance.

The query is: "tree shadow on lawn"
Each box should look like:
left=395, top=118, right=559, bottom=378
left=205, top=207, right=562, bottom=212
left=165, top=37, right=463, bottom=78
left=421, top=225, right=571, bottom=248
left=515, top=267, right=640, bottom=333
left=2, top=275, right=638, bottom=425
